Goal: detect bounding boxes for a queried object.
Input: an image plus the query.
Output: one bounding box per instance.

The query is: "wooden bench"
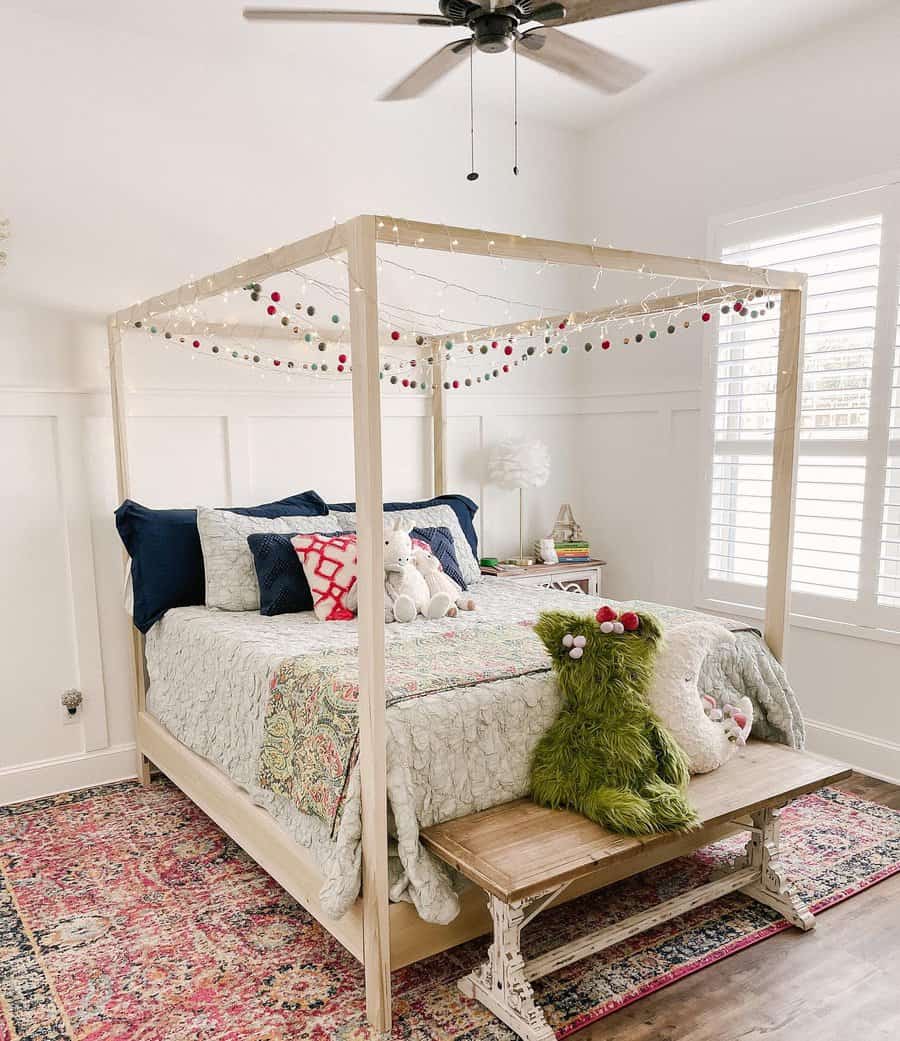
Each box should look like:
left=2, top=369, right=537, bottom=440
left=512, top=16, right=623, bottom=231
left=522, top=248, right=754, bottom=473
left=421, top=742, right=850, bottom=1041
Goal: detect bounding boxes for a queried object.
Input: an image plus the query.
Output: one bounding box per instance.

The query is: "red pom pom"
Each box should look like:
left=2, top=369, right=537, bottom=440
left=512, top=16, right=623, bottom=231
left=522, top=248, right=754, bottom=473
left=595, top=605, right=618, bottom=623
left=273, top=359, right=281, bottom=366
left=192, top=339, right=200, bottom=348
left=502, top=364, right=509, bottom=373
left=266, top=305, right=277, bottom=315
left=558, top=320, right=567, bottom=330
left=270, top=291, right=281, bottom=302
left=401, top=378, right=410, bottom=388
left=338, top=354, right=347, bottom=364
left=337, top=364, right=344, bottom=372
left=733, top=301, right=743, bottom=312
left=391, top=330, right=400, bottom=341
left=504, top=345, right=513, bottom=355
left=452, top=379, right=460, bottom=389
left=620, top=611, right=639, bottom=631
left=492, top=340, right=498, bottom=349
left=601, top=340, right=611, bottom=350
left=702, top=312, right=711, bottom=322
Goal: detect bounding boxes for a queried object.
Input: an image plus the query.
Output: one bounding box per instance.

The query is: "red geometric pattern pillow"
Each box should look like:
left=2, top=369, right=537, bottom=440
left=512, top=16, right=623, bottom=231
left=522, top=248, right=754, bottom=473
left=291, top=533, right=359, bottom=621
left=291, top=531, right=433, bottom=621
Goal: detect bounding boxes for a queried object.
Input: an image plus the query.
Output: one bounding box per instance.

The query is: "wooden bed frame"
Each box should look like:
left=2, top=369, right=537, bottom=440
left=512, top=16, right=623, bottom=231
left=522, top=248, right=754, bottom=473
left=107, top=215, right=806, bottom=1035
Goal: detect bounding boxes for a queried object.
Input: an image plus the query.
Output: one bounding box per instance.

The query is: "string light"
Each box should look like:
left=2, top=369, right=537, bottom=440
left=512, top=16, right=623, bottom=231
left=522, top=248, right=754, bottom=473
left=127, top=220, right=780, bottom=394
left=130, top=284, right=776, bottom=393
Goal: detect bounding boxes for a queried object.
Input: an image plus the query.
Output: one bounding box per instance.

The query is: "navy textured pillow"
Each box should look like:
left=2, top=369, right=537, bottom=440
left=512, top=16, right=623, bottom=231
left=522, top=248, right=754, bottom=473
left=248, top=530, right=341, bottom=616
left=248, top=525, right=464, bottom=616
left=409, top=525, right=466, bottom=590
left=116, top=491, right=328, bottom=633
left=328, top=494, right=479, bottom=558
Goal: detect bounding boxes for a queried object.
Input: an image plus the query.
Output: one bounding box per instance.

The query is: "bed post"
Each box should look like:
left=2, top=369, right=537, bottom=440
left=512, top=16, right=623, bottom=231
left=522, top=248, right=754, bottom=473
left=432, top=349, right=447, bottom=496
left=764, top=287, right=805, bottom=663
left=107, top=316, right=152, bottom=787
left=346, top=215, right=392, bottom=1034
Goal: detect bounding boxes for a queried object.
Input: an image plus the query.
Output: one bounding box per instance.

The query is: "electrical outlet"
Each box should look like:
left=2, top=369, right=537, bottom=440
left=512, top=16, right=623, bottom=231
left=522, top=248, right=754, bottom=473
left=61, top=688, right=83, bottom=726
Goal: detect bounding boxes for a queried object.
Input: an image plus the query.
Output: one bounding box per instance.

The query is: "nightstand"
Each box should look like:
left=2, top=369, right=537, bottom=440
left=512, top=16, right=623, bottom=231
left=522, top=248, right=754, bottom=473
left=483, top=559, right=606, bottom=596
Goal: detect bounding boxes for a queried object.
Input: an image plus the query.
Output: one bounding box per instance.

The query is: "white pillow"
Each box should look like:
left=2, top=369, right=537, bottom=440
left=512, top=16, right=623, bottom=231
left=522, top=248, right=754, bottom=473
left=332, top=504, right=480, bottom=587
left=197, top=507, right=341, bottom=611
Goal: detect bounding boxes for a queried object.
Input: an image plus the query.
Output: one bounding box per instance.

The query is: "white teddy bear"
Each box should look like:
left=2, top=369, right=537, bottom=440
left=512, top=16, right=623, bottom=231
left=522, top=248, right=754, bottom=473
left=412, top=546, right=475, bottom=617
left=345, top=521, right=451, bottom=622
left=646, top=620, right=754, bottom=774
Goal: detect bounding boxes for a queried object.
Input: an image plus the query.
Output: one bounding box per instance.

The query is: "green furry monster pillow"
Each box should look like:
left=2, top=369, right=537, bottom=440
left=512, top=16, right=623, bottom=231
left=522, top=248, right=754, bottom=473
left=530, top=608, right=699, bottom=836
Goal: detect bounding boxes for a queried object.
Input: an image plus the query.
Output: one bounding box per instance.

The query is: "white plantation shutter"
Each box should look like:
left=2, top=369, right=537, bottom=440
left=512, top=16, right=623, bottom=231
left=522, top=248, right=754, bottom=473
left=878, top=293, right=900, bottom=607
left=706, top=185, right=900, bottom=631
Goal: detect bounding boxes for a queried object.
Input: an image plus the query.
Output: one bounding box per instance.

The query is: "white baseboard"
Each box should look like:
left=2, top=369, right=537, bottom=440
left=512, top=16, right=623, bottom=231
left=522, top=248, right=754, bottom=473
left=805, top=719, right=900, bottom=784
left=0, top=743, right=139, bottom=806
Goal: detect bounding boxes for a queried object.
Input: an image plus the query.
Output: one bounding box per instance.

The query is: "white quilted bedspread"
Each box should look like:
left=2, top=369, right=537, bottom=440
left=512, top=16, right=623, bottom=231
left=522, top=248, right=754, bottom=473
left=145, top=578, right=803, bottom=923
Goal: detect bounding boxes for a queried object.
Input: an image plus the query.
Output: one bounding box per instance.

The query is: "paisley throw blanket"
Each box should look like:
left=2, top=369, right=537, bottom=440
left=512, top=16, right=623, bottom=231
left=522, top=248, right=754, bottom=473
left=258, top=625, right=551, bottom=833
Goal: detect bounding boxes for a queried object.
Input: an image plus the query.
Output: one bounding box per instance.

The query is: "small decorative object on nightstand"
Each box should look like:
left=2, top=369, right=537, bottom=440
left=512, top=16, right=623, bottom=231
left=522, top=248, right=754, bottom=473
left=482, top=558, right=606, bottom=597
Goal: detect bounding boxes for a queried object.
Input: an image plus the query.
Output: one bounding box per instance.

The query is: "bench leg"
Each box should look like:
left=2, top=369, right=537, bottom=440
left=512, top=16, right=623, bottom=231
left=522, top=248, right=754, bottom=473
left=739, top=806, right=815, bottom=931
left=459, top=894, right=556, bottom=1041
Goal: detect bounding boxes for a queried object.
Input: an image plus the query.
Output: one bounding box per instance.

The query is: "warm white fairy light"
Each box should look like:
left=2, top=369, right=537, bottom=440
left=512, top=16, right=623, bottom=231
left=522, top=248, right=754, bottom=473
left=128, top=225, right=777, bottom=393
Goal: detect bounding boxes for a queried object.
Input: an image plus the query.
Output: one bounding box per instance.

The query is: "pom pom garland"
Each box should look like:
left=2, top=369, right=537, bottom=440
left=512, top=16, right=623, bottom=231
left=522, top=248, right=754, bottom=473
left=135, top=275, right=774, bottom=392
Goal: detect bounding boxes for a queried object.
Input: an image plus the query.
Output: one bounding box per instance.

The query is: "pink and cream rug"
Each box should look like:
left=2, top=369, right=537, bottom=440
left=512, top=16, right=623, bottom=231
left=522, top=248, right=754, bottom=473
left=1, top=779, right=898, bottom=1040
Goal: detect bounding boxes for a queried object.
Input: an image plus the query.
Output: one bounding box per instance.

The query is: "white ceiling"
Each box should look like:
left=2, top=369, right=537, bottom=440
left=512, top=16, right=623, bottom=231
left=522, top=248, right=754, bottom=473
left=6, top=0, right=890, bottom=129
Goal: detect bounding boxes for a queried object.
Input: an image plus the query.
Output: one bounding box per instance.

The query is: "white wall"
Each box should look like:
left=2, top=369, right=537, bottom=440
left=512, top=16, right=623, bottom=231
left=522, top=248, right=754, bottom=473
left=579, top=3, right=900, bottom=780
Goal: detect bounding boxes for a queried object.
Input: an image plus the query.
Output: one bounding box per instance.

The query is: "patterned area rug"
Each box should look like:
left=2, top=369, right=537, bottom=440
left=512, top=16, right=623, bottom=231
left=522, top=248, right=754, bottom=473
left=1, top=781, right=898, bottom=1041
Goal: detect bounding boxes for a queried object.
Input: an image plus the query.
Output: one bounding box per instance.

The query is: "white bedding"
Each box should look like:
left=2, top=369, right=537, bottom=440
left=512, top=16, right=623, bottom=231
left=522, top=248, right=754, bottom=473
left=145, top=578, right=803, bottom=923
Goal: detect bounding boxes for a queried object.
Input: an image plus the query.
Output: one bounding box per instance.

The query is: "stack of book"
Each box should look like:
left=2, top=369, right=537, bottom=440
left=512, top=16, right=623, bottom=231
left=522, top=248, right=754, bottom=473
left=555, top=540, right=591, bottom=564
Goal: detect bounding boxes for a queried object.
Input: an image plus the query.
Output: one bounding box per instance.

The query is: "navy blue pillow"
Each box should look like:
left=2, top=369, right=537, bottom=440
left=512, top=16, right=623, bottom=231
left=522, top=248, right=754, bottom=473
left=248, top=530, right=341, bottom=616
left=328, top=494, right=479, bottom=558
left=249, top=525, right=464, bottom=617
left=409, top=525, right=466, bottom=590
left=116, top=491, right=328, bottom=633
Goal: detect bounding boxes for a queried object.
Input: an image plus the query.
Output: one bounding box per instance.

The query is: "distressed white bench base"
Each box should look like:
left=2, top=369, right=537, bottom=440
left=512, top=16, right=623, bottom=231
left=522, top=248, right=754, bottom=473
left=423, top=744, right=849, bottom=1041
left=458, top=806, right=813, bottom=1041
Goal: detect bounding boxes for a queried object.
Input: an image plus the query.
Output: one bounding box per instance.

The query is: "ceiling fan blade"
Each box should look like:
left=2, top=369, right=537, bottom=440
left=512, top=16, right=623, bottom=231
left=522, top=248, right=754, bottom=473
left=534, top=0, right=694, bottom=28
left=519, top=27, right=645, bottom=92
left=243, top=7, right=453, bottom=26
left=528, top=3, right=567, bottom=23
left=380, top=38, right=473, bottom=100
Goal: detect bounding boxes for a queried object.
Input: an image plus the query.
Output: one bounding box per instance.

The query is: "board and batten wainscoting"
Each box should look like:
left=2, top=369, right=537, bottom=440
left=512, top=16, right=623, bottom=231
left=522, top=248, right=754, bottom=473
left=0, top=383, right=895, bottom=804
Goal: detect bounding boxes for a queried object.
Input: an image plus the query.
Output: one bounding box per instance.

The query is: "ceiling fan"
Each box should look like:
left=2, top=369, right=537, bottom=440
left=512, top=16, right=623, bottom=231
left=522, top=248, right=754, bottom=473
left=242, top=0, right=693, bottom=100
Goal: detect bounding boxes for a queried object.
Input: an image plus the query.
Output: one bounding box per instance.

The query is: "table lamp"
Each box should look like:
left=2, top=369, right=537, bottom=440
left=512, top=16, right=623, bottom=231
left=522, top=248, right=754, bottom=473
left=488, top=438, right=551, bottom=565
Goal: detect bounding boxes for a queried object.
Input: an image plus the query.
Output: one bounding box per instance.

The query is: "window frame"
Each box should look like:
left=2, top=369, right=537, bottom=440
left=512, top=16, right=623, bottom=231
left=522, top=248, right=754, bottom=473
left=698, top=173, right=900, bottom=639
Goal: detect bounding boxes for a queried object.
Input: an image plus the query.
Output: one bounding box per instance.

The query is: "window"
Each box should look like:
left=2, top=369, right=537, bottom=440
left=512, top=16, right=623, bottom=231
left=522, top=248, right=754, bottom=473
left=705, top=183, right=900, bottom=632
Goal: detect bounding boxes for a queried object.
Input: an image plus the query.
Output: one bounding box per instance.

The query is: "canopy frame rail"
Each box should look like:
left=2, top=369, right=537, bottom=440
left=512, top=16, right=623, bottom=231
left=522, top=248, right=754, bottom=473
left=107, top=214, right=806, bottom=1037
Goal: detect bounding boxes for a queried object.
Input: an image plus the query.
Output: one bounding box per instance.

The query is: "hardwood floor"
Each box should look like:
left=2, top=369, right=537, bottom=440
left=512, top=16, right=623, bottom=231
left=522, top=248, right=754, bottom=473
left=573, top=773, right=900, bottom=1041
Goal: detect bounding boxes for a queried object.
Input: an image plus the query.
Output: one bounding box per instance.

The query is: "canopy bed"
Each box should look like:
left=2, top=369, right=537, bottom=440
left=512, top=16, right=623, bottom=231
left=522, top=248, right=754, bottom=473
left=108, top=215, right=808, bottom=1036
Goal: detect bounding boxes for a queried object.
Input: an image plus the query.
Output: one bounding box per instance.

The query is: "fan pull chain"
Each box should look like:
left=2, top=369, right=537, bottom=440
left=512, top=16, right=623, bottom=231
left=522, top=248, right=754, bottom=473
left=467, top=45, right=479, bottom=182
left=513, top=38, right=519, bottom=176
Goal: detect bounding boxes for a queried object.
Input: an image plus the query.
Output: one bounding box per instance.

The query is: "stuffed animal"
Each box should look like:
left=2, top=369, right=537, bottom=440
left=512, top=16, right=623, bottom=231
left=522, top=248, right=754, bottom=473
left=383, top=521, right=452, bottom=622
left=646, top=621, right=753, bottom=774
left=412, top=546, right=475, bottom=617
left=530, top=607, right=698, bottom=836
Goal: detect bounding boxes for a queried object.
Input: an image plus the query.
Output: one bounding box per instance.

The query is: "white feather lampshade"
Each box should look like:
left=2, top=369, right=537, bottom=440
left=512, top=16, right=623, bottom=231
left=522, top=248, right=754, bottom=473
left=488, top=439, right=551, bottom=490
left=488, top=439, right=551, bottom=562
